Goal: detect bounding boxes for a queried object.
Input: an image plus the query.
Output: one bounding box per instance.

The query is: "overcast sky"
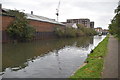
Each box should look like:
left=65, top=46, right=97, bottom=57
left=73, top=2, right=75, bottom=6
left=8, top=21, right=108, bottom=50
left=1, top=0, right=119, bottom=29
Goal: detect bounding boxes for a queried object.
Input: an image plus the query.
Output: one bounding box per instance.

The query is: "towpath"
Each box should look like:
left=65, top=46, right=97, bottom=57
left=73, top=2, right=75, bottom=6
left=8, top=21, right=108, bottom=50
left=102, top=35, right=119, bottom=79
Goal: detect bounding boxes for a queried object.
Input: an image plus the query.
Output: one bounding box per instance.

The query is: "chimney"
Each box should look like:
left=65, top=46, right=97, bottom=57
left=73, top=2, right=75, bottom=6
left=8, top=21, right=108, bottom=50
left=31, top=11, right=33, bottom=15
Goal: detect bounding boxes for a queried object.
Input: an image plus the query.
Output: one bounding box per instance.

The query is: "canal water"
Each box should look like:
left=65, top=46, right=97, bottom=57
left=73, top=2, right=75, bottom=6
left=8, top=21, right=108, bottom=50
left=1, top=35, right=106, bottom=78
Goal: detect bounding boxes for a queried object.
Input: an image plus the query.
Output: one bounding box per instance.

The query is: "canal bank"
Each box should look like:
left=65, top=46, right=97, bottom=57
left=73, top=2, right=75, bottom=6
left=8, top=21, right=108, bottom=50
left=70, top=35, right=109, bottom=78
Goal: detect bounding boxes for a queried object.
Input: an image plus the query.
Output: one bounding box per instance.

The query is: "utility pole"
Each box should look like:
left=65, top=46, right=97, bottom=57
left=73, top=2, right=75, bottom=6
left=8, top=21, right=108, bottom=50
left=56, top=0, right=60, bottom=22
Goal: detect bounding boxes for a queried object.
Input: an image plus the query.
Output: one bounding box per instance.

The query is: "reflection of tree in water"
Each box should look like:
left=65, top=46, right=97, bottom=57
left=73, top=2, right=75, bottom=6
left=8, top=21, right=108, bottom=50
left=55, top=50, right=62, bottom=75
left=2, top=36, right=94, bottom=72
left=76, top=36, right=93, bottom=48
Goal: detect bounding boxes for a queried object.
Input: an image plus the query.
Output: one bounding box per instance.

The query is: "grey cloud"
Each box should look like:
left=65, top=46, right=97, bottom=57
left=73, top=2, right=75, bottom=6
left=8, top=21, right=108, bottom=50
left=1, top=0, right=119, bottom=29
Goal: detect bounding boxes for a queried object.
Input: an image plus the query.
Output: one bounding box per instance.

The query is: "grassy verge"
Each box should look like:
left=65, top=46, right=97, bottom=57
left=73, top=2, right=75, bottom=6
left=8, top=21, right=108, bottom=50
left=70, top=35, right=109, bottom=78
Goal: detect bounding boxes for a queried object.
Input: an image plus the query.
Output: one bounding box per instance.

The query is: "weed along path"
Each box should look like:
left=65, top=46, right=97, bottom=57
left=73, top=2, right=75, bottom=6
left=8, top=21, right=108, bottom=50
left=70, top=35, right=109, bottom=78
left=102, top=35, right=118, bottom=78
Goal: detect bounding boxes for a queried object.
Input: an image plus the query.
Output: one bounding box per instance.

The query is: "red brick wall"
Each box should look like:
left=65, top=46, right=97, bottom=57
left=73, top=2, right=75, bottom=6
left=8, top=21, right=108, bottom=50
left=1, top=15, right=65, bottom=42
left=29, top=20, right=64, bottom=32
left=1, top=15, right=64, bottom=32
left=1, top=15, right=14, bottom=31
left=29, top=20, right=56, bottom=32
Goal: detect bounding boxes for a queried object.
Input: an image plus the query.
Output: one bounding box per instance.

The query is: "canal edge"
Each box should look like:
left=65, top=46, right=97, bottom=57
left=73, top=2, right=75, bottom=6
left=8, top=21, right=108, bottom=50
left=70, top=63, right=87, bottom=76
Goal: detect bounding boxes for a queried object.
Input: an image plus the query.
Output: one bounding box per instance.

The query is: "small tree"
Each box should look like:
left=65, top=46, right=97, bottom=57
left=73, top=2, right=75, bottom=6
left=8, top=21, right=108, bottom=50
left=6, top=10, right=35, bottom=42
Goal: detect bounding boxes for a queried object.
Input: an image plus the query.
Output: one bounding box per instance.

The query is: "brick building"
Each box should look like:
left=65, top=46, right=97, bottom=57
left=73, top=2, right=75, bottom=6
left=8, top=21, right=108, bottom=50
left=1, top=8, right=65, bottom=42
left=94, top=27, right=102, bottom=33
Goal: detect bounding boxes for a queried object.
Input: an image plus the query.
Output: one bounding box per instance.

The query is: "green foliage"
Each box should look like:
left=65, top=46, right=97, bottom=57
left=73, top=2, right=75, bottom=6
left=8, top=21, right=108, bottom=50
left=109, top=5, right=120, bottom=39
left=65, top=27, right=77, bottom=37
left=70, top=36, right=109, bottom=78
left=77, top=24, right=97, bottom=36
left=54, top=24, right=97, bottom=38
left=54, top=27, right=65, bottom=37
left=6, top=10, right=35, bottom=42
left=54, top=27, right=77, bottom=38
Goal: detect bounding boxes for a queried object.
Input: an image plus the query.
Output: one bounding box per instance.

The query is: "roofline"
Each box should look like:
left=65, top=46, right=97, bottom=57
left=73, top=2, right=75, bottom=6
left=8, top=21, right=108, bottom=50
left=28, top=19, right=65, bottom=26
left=1, top=8, right=65, bottom=26
left=67, top=18, right=90, bottom=20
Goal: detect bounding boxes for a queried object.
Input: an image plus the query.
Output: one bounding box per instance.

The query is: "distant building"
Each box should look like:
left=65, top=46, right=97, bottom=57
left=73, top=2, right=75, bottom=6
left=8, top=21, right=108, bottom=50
left=66, top=18, right=94, bottom=28
left=66, top=23, right=78, bottom=29
left=67, top=18, right=91, bottom=28
left=90, top=22, right=94, bottom=28
left=102, top=29, right=109, bottom=35
left=94, top=27, right=102, bottom=33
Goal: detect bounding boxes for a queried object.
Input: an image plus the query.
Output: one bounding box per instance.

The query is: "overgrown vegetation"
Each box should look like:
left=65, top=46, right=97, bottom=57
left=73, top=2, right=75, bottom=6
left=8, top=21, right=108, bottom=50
left=6, top=10, right=35, bottom=42
left=109, top=3, right=120, bottom=39
left=70, top=35, right=109, bottom=78
left=54, top=24, right=97, bottom=38
left=77, top=24, right=97, bottom=36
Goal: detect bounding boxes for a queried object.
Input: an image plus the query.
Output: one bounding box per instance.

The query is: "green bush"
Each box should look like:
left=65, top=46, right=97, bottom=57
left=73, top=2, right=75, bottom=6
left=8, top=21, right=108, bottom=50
left=76, top=29, right=85, bottom=37
left=77, top=24, right=97, bottom=36
left=54, top=27, right=65, bottom=37
left=65, top=27, right=77, bottom=37
left=54, top=24, right=97, bottom=38
left=6, top=10, right=35, bottom=42
left=109, top=5, right=120, bottom=39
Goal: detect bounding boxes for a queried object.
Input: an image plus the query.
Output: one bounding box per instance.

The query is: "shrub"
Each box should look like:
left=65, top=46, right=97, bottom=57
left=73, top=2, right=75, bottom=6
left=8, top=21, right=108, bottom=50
left=76, top=29, right=85, bottom=37
left=54, top=24, right=97, bottom=38
left=54, top=27, right=65, bottom=37
left=6, top=10, right=35, bottom=42
left=65, top=27, right=77, bottom=37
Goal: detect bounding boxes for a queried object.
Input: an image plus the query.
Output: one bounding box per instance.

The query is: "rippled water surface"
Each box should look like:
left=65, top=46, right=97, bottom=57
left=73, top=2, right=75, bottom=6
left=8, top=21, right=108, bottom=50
left=1, top=36, right=106, bottom=78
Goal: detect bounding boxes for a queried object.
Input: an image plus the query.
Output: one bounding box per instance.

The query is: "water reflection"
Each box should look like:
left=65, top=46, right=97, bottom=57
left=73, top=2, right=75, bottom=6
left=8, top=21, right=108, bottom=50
left=2, top=36, right=105, bottom=78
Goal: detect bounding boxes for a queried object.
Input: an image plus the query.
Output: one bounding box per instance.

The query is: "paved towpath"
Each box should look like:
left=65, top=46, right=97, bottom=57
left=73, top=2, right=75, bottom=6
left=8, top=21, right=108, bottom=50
left=102, top=35, right=119, bottom=78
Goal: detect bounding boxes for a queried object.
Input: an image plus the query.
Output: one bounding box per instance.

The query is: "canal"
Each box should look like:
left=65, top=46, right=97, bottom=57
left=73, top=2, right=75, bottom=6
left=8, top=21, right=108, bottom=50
left=1, top=35, right=106, bottom=78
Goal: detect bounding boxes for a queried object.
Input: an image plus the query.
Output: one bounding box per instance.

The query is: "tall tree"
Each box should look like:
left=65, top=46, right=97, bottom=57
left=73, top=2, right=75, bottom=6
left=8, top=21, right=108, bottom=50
left=109, top=2, right=120, bottom=38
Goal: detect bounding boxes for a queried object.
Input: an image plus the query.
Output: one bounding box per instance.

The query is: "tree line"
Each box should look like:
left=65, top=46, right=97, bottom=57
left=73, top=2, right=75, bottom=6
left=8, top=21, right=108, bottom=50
left=109, top=3, right=120, bottom=39
left=54, top=24, right=97, bottom=38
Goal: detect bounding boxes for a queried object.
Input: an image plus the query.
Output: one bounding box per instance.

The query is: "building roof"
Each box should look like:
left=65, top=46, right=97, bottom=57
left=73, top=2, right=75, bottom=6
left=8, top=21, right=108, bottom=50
left=26, top=13, right=64, bottom=25
left=2, top=8, right=64, bottom=25
left=67, top=18, right=90, bottom=20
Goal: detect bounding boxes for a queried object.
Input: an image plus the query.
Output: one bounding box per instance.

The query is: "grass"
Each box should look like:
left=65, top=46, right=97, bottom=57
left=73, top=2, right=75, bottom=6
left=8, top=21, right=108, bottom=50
left=70, top=35, right=109, bottom=78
